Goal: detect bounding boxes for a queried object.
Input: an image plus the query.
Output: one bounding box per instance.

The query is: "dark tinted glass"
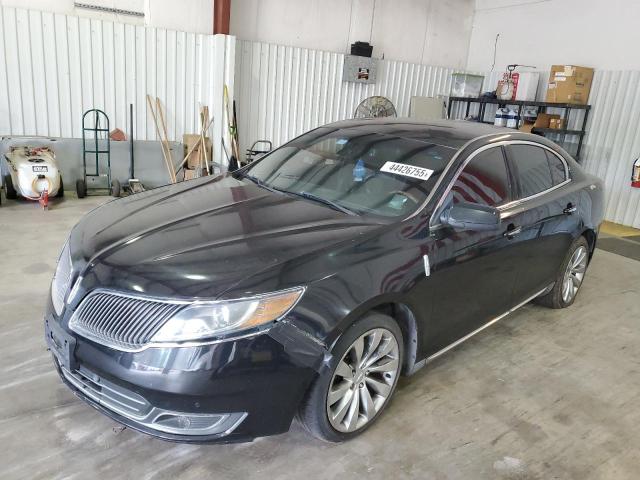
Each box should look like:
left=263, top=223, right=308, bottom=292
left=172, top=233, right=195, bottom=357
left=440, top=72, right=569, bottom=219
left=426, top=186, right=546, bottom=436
left=546, top=151, right=567, bottom=186
left=244, top=127, right=455, bottom=217
left=511, top=145, right=553, bottom=198
left=451, top=147, right=510, bottom=207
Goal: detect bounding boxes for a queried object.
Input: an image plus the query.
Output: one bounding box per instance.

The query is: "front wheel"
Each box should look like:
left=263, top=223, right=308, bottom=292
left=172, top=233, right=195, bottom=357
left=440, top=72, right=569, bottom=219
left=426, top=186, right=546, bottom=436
left=297, top=313, right=403, bottom=442
left=535, top=236, right=589, bottom=309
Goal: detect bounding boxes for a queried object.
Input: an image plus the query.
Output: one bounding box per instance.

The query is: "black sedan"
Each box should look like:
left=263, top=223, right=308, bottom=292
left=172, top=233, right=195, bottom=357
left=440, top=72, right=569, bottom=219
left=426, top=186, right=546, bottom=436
left=45, top=119, right=604, bottom=443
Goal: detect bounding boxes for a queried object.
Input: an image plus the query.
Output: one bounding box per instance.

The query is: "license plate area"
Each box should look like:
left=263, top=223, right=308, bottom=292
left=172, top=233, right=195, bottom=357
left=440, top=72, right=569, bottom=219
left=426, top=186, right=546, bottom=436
left=45, top=318, right=77, bottom=371
left=32, top=165, right=48, bottom=172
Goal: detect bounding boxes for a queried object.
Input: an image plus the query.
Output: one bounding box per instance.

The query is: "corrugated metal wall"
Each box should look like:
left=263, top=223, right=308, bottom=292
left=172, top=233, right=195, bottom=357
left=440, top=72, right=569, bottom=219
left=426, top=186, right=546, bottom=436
left=581, top=71, right=640, bottom=228
left=0, top=5, right=234, bottom=165
left=2, top=10, right=638, bottom=227
left=234, top=40, right=459, bottom=158
left=235, top=42, right=640, bottom=227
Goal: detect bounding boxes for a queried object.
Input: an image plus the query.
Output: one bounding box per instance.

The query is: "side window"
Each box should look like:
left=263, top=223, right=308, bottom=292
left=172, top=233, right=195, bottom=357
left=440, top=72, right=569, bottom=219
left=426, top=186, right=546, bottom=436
left=451, top=147, right=511, bottom=207
left=510, top=145, right=553, bottom=198
left=546, top=151, right=567, bottom=186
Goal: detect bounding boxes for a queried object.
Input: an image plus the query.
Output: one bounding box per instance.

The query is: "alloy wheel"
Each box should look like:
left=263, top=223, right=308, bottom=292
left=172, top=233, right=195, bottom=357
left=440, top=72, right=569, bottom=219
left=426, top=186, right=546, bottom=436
left=326, top=328, right=400, bottom=433
left=562, top=245, right=588, bottom=303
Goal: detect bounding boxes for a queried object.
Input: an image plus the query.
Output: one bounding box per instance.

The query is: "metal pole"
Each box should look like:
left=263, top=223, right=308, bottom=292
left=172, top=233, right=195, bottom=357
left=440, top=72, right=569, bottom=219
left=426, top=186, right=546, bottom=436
left=129, top=103, right=134, bottom=179
left=576, top=107, right=590, bottom=162
left=94, top=111, right=99, bottom=176
left=213, top=0, right=230, bottom=34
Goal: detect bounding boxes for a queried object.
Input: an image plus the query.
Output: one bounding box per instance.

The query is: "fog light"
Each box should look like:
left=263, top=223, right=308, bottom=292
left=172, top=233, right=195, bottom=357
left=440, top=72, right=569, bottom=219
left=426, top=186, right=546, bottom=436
left=150, top=412, right=246, bottom=435
left=154, top=414, right=196, bottom=430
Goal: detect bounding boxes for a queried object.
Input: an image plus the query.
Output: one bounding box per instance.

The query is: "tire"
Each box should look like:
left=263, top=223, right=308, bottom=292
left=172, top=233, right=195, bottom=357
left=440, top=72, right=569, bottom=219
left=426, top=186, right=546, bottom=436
left=297, top=313, right=404, bottom=442
left=111, top=179, right=121, bottom=197
left=76, top=179, right=87, bottom=199
left=535, top=236, right=590, bottom=309
left=4, top=174, right=17, bottom=199
left=56, top=176, right=64, bottom=198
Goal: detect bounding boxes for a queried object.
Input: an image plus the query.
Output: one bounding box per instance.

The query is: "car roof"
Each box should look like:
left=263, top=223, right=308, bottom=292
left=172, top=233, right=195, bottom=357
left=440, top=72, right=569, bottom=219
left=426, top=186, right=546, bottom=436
left=321, top=118, right=514, bottom=149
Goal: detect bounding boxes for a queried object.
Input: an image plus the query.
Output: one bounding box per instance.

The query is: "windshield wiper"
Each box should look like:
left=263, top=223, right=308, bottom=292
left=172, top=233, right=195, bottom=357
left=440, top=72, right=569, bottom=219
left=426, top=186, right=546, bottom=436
left=239, top=172, right=283, bottom=195
left=238, top=172, right=356, bottom=215
left=292, top=191, right=357, bottom=216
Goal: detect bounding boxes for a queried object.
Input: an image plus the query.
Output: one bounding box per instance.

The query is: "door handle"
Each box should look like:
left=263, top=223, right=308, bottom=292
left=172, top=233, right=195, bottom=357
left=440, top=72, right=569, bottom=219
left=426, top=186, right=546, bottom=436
left=504, top=225, right=522, bottom=239
left=563, top=204, right=577, bottom=215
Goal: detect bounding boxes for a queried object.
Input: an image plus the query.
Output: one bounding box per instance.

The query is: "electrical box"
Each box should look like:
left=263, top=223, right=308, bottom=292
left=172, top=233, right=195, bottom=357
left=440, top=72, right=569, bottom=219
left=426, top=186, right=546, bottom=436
left=343, top=55, right=377, bottom=84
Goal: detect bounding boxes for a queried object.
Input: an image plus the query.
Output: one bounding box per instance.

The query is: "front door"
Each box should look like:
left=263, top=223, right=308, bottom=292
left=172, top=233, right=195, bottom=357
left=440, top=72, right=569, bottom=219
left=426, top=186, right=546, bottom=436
left=426, top=145, right=518, bottom=355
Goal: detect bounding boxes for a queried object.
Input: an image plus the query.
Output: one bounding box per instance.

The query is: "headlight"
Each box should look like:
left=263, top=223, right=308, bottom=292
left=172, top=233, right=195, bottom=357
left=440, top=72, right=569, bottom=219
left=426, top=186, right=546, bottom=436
left=150, top=287, right=305, bottom=343
left=51, top=241, right=73, bottom=315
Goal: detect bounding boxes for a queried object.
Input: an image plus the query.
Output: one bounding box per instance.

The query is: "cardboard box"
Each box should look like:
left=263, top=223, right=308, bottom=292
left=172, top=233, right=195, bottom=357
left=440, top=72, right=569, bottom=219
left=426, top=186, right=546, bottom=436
left=183, top=134, right=212, bottom=169
left=183, top=168, right=207, bottom=180
left=519, top=122, right=535, bottom=134
left=549, top=118, right=566, bottom=129
left=545, top=65, right=594, bottom=104
left=184, top=168, right=198, bottom=180
left=533, top=113, right=561, bottom=129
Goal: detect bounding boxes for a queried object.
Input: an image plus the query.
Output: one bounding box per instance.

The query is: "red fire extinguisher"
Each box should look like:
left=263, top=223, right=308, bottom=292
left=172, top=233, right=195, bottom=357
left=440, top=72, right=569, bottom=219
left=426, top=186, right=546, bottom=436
left=633, top=158, right=640, bottom=188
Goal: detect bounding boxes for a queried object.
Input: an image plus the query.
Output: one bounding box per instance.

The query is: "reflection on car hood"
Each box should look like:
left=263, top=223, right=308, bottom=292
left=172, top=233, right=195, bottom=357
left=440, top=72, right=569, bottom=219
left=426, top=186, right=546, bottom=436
left=69, top=174, right=382, bottom=299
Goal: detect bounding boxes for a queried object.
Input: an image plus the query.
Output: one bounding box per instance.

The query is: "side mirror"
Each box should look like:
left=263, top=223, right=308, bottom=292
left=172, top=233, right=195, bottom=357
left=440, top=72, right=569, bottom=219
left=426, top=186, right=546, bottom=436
left=440, top=202, right=500, bottom=231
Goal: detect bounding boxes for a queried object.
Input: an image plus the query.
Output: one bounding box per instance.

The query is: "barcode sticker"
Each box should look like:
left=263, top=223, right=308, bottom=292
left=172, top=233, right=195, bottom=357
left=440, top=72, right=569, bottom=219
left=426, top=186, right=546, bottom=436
left=380, top=161, right=434, bottom=181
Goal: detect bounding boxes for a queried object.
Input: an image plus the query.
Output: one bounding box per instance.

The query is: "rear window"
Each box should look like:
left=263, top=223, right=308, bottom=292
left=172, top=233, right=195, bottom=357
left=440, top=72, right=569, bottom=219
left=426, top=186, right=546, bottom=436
left=546, top=151, right=567, bottom=186
left=509, top=145, right=554, bottom=198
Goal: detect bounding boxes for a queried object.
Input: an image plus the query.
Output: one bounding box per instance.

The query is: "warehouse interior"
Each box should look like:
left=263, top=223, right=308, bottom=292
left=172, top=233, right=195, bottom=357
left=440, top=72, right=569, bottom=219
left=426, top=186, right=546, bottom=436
left=1, top=1, right=639, bottom=479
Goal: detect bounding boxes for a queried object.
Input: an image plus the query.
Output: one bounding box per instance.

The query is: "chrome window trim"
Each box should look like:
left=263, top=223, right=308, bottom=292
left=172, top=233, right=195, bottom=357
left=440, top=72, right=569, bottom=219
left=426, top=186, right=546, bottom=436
left=404, top=132, right=507, bottom=221
left=428, top=139, right=572, bottom=228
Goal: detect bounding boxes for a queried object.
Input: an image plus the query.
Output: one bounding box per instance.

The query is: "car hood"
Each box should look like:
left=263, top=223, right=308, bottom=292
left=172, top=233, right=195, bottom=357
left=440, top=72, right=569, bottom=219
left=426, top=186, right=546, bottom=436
left=69, top=174, right=382, bottom=300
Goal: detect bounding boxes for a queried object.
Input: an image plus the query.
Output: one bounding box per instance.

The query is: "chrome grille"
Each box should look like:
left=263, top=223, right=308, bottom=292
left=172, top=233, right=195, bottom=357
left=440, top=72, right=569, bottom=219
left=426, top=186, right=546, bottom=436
left=69, top=291, right=184, bottom=351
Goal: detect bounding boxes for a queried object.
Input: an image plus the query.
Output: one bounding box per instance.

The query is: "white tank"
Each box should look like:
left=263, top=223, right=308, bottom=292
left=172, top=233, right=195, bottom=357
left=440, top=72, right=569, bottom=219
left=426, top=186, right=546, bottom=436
left=5, top=146, right=62, bottom=199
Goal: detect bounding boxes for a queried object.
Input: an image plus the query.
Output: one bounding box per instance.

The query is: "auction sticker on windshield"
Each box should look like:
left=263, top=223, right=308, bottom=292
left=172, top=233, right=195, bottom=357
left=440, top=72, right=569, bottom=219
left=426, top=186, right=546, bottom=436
left=380, top=161, right=434, bottom=181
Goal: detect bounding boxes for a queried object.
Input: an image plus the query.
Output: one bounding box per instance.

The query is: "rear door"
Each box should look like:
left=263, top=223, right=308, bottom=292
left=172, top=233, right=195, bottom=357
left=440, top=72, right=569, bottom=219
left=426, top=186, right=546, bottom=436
left=503, top=143, right=581, bottom=304
left=426, top=145, right=518, bottom=354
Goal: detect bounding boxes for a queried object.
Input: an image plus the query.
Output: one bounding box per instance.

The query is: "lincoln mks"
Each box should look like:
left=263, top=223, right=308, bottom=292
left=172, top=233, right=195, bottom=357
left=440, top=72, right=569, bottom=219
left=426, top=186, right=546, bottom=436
left=45, top=119, right=603, bottom=443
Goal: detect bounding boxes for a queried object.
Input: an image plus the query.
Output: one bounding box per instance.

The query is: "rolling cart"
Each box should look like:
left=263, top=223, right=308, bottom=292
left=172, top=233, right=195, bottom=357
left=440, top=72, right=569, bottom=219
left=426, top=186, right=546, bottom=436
left=245, top=140, right=273, bottom=163
left=77, top=109, right=120, bottom=198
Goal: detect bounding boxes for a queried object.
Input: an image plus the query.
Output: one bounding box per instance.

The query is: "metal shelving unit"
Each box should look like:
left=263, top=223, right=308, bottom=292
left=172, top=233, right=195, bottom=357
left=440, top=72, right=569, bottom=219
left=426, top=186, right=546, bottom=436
left=447, top=97, right=591, bottom=160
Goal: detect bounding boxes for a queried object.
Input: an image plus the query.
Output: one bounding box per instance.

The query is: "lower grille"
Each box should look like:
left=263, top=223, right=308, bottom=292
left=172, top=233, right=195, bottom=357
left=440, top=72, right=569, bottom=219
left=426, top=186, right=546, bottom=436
left=59, top=362, right=247, bottom=437
left=68, top=290, right=184, bottom=351
left=61, top=365, right=152, bottom=419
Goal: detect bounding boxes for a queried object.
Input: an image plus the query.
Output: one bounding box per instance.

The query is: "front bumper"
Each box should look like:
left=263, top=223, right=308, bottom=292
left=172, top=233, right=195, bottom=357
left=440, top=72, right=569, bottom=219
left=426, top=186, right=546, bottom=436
left=45, top=315, right=326, bottom=443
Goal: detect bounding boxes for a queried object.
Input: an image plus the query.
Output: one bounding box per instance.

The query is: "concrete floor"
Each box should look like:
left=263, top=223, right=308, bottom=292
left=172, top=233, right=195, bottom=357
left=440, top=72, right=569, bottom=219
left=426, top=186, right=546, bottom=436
left=1, top=196, right=639, bottom=480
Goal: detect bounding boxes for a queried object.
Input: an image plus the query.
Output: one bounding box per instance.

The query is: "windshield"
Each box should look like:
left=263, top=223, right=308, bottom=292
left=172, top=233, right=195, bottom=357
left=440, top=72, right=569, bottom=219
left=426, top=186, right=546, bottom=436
left=241, top=127, right=456, bottom=218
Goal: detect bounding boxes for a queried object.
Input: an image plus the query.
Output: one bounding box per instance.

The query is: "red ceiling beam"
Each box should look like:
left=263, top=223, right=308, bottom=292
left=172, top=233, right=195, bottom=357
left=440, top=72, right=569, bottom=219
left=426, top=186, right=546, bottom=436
left=214, top=0, right=231, bottom=34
